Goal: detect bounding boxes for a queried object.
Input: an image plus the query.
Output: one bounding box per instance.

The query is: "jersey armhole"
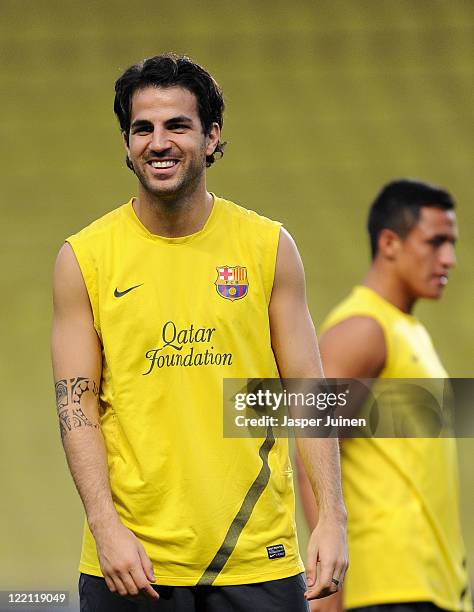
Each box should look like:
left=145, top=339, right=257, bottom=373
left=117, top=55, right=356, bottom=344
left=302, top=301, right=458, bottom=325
left=65, top=237, right=102, bottom=341
left=263, top=222, right=283, bottom=305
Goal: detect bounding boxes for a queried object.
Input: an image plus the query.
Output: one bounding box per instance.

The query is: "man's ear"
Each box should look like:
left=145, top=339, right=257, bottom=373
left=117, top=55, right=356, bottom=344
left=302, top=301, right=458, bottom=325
left=122, top=131, right=134, bottom=171
left=206, top=123, right=221, bottom=156
left=377, top=228, right=402, bottom=261
left=123, top=131, right=130, bottom=156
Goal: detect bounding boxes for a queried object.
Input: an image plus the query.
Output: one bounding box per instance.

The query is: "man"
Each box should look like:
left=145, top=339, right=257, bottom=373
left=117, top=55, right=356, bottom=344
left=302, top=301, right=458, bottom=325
left=297, top=179, right=471, bottom=612
left=51, top=53, right=348, bottom=611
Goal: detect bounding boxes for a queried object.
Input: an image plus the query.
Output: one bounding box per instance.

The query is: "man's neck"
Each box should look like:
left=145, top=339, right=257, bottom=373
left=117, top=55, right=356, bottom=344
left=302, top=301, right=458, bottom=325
left=363, top=265, right=416, bottom=314
left=133, top=182, right=213, bottom=238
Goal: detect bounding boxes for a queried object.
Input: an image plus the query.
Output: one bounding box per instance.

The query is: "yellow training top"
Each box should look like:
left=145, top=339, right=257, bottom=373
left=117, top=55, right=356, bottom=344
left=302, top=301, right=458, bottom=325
left=321, top=285, right=470, bottom=611
left=67, top=195, right=304, bottom=586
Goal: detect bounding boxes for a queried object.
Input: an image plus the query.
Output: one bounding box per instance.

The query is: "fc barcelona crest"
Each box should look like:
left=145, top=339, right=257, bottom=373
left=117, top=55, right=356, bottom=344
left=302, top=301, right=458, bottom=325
left=215, top=266, right=249, bottom=301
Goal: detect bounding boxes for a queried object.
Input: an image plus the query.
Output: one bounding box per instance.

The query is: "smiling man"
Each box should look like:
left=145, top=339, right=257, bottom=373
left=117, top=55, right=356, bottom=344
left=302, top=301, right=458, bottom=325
left=51, top=54, right=348, bottom=611
left=297, top=179, right=471, bottom=612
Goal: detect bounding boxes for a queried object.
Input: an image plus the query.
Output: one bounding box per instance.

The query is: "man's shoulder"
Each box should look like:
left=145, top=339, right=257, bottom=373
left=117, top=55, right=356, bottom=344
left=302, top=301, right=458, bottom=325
left=321, top=289, right=386, bottom=348
left=320, top=288, right=387, bottom=377
left=216, top=195, right=282, bottom=232
left=66, top=201, right=129, bottom=244
left=321, top=286, right=397, bottom=334
left=321, top=288, right=365, bottom=329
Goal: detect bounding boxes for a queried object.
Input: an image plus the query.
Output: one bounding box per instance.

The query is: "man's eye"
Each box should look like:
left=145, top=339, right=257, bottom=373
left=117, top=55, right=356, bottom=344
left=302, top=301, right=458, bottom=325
left=169, top=124, right=187, bottom=131
left=133, top=126, right=152, bottom=134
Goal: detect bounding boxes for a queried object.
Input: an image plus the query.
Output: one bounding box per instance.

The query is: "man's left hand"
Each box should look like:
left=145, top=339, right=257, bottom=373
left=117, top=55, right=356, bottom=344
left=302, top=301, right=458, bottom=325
left=305, top=514, right=348, bottom=601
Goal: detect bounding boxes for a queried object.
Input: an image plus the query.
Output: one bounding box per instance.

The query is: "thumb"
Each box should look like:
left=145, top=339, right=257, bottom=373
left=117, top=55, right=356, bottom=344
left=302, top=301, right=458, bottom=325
left=306, top=543, right=318, bottom=587
left=137, top=541, right=156, bottom=582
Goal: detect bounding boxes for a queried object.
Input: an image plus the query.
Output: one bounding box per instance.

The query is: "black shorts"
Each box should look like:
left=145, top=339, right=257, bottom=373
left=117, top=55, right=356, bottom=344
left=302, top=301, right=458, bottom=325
left=349, top=604, right=446, bottom=612
left=79, top=572, right=309, bottom=612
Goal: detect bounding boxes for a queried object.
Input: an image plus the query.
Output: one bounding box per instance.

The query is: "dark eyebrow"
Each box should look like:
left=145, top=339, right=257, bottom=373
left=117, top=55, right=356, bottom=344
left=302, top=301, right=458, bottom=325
left=164, top=115, right=194, bottom=126
left=428, top=233, right=457, bottom=244
left=130, top=116, right=194, bottom=131
left=130, top=119, right=153, bottom=130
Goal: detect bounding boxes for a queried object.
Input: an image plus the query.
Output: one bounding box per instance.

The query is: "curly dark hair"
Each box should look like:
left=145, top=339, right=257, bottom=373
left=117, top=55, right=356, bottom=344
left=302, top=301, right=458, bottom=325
left=114, top=53, right=226, bottom=170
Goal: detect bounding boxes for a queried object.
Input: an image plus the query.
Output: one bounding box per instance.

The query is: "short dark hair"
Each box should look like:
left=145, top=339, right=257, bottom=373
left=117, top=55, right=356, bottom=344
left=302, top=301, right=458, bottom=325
left=114, top=53, right=226, bottom=170
left=367, top=179, right=455, bottom=258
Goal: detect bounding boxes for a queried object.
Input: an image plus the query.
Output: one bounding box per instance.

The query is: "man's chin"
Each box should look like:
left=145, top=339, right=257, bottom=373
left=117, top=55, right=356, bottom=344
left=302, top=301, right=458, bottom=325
left=420, top=287, right=445, bottom=300
left=136, top=165, right=203, bottom=200
left=139, top=177, right=183, bottom=199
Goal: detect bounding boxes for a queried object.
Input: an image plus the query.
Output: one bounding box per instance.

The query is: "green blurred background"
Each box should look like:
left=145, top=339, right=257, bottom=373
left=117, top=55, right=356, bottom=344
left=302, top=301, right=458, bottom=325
left=1, top=0, right=473, bottom=608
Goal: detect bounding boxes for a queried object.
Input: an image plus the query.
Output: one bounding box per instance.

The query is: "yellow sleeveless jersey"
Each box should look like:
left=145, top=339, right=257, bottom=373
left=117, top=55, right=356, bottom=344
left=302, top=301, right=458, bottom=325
left=320, top=286, right=470, bottom=611
left=66, top=195, right=304, bottom=586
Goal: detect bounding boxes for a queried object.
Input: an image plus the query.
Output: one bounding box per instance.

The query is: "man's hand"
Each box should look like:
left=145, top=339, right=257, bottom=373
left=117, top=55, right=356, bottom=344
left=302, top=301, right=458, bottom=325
left=305, top=515, right=348, bottom=601
left=92, top=517, right=159, bottom=601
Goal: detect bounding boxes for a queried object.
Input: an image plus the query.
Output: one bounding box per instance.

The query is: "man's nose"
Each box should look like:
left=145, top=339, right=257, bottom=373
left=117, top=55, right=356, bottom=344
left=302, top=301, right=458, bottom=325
left=440, top=242, right=456, bottom=269
left=149, top=129, right=170, bottom=152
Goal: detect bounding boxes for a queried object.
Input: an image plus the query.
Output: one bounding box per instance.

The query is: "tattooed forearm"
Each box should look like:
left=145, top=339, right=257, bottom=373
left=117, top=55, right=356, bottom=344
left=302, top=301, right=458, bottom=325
left=55, top=377, right=100, bottom=439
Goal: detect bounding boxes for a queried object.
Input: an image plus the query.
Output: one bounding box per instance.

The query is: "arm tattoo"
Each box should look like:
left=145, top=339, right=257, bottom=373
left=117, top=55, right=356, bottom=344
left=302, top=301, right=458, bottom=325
left=55, top=377, right=100, bottom=439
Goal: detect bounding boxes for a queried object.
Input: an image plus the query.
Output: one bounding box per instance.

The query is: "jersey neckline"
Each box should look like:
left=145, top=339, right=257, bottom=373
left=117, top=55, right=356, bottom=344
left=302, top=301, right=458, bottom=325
left=122, top=193, right=221, bottom=244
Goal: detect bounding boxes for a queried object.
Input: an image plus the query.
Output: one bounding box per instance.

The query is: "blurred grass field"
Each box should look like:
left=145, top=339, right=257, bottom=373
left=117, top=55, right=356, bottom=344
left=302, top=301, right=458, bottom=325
left=0, top=0, right=472, bottom=606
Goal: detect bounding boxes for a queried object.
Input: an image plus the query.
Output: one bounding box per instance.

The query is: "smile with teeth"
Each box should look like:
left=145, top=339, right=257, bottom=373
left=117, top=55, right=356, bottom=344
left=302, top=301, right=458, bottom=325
left=149, top=160, right=178, bottom=168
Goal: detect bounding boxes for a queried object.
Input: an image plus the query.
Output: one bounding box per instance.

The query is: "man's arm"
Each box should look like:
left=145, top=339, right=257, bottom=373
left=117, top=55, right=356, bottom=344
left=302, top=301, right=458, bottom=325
left=269, top=228, right=348, bottom=602
left=297, top=315, right=385, bottom=611
left=51, top=243, right=158, bottom=601
left=319, top=317, right=386, bottom=379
